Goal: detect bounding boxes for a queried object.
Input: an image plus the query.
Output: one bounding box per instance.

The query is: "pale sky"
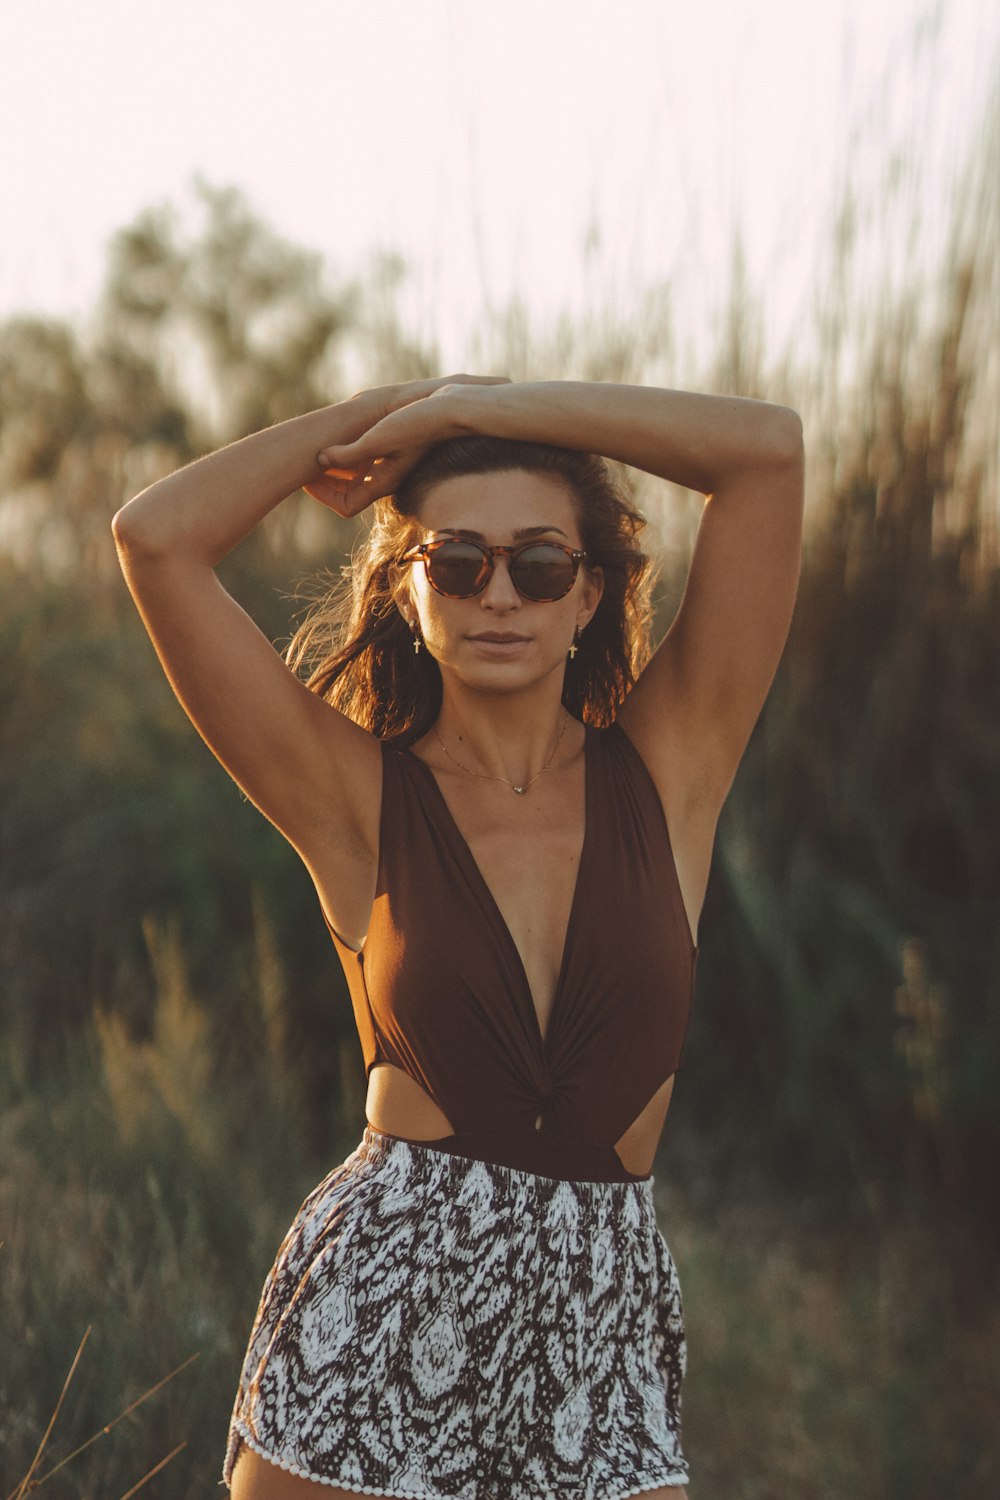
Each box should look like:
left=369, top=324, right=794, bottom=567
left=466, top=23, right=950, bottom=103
left=1, top=0, right=995, bottom=370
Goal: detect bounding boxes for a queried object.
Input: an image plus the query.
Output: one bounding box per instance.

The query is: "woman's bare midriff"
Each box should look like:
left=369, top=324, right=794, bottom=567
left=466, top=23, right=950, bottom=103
left=365, top=1062, right=676, bottom=1178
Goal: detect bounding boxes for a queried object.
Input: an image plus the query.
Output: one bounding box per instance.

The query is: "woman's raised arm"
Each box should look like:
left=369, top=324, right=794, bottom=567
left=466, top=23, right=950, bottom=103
left=457, top=382, right=805, bottom=818
left=110, top=377, right=502, bottom=942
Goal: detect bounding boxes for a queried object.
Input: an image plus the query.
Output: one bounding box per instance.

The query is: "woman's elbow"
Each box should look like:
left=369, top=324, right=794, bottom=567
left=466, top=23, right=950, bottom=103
left=767, top=404, right=804, bottom=467
left=111, top=485, right=171, bottom=557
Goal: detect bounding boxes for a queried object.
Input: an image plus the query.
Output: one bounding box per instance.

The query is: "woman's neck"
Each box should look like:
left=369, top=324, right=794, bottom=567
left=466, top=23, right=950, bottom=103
left=430, top=680, right=575, bottom=788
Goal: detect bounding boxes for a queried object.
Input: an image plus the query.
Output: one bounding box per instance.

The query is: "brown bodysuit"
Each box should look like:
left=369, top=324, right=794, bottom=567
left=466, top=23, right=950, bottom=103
left=325, top=721, right=696, bottom=1183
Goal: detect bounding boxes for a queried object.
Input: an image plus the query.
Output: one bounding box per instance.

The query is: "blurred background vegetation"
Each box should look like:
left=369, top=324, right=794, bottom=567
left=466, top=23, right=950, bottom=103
left=2, top=73, right=999, bottom=1500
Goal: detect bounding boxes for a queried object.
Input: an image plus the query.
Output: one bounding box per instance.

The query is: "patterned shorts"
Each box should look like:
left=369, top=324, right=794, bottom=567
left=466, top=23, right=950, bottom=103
left=223, top=1126, right=688, bottom=1498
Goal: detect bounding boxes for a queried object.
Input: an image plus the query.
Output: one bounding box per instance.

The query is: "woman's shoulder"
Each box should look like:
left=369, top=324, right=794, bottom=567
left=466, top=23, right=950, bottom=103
left=588, top=717, right=664, bottom=803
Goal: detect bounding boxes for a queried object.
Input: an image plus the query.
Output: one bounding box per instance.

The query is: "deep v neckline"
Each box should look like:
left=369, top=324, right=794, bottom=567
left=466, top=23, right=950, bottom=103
left=404, top=727, right=592, bottom=1052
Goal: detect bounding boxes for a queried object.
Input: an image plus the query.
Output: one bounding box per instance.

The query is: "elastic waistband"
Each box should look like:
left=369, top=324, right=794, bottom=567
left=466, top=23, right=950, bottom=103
left=357, top=1120, right=653, bottom=1187
left=355, top=1125, right=657, bottom=1215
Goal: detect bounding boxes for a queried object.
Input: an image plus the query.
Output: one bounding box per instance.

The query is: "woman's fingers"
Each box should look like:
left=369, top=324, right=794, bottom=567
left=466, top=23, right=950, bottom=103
left=317, top=444, right=363, bottom=470
left=304, top=452, right=420, bottom=517
left=302, top=471, right=364, bottom=516
left=308, top=377, right=506, bottom=514
left=317, top=426, right=412, bottom=473
left=343, top=373, right=507, bottom=436
left=318, top=386, right=464, bottom=469
left=386, top=373, right=510, bottom=409
left=328, top=372, right=508, bottom=467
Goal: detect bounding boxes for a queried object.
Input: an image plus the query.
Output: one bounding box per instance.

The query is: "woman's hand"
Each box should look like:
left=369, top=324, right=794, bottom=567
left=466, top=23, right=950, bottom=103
left=304, top=375, right=507, bottom=517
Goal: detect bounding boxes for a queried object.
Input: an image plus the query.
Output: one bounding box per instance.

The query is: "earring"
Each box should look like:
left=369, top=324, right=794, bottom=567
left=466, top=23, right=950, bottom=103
left=410, top=621, right=423, bottom=655
left=568, top=627, right=581, bottom=660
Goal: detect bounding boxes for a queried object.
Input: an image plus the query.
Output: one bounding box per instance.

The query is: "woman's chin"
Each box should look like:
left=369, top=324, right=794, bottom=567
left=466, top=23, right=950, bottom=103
left=441, top=651, right=566, bottom=698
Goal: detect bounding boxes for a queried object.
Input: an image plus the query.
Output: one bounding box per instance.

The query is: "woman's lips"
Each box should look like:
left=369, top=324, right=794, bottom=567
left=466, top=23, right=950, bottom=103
left=467, top=632, right=531, bottom=652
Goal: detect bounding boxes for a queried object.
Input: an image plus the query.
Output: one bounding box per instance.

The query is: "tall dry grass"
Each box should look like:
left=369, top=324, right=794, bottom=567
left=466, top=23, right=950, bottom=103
left=1, top=905, right=331, bottom=1495
left=4, top=955, right=997, bottom=1495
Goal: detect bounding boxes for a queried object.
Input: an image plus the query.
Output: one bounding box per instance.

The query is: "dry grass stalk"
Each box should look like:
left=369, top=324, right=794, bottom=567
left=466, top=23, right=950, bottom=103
left=95, top=915, right=218, bottom=1160
left=6, top=1350, right=200, bottom=1500
left=142, top=915, right=215, bottom=1157
left=6, top=1349, right=199, bottom=1500
left=93, top=1008, right=152, bottom=1146
left=11, top=1327, right=90, bottom=1500
left=117, top=1442, right=187, bottom=1500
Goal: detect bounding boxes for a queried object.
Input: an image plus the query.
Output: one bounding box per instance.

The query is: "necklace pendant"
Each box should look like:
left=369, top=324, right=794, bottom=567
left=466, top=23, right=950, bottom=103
left=513, top=785, right=527, bottom=795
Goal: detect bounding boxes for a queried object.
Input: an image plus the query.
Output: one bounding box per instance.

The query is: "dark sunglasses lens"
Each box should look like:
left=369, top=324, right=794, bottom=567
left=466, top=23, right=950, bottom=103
left=426, top=542, right=489, bottom=596
left=510, top=544, right=577, bottom=600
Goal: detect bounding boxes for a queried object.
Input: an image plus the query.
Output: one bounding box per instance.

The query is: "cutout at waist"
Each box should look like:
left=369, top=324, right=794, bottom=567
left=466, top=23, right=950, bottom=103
left=365, top=1060, right=675, bottom=1179
left=363, top=1121, right=653, bottom=1185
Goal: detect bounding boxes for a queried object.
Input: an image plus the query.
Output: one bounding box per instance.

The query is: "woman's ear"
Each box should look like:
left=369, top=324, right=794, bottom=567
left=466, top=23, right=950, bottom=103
left=577, top=564, right=604, bottom=629
left=386, top=560, right=414, bottom=629
left=394, top=589, right=424, bottom=654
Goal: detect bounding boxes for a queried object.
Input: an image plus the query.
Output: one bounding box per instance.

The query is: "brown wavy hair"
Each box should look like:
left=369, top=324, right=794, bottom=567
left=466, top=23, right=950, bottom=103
left=285, top=436, right=655, bottom=745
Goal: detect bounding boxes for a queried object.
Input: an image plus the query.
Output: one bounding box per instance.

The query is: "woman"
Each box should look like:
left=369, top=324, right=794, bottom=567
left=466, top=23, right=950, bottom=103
left=112, top=376, right=804, bottom=1498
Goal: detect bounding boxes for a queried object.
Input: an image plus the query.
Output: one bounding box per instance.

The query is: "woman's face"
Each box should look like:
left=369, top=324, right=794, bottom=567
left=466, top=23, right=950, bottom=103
left=400, top=469, right=603, bottom=694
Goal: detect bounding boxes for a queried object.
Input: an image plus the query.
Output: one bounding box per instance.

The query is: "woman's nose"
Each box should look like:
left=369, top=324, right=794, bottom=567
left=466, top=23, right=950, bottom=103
left=479, top=556, right=520, bottom=609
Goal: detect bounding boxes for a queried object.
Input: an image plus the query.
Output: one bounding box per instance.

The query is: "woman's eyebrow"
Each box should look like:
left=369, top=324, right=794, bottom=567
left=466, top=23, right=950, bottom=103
left=436, top=525, right=570, bottom=541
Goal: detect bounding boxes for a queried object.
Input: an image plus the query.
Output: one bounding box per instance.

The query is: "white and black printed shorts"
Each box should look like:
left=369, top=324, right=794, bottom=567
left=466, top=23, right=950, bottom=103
left=224, top=1125, right=689, bottom=1498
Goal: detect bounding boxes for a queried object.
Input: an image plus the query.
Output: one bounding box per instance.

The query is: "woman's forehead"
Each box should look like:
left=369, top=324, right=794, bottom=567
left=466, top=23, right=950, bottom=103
left=417, top=469, right=581, bottom=539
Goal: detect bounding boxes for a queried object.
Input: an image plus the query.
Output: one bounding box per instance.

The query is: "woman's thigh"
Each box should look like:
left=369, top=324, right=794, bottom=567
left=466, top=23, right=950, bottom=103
left=230, top=1444, right=351, bottom=1499
left=231, top=1447, right=689, bottom=1500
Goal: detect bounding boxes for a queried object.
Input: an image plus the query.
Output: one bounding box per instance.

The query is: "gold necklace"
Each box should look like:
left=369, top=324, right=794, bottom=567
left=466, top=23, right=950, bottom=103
left=433, top=712, right=569, bottom=795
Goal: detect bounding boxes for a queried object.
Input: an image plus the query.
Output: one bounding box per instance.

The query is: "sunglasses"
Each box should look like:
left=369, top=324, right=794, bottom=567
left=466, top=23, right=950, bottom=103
left=399, top=537, right=587, bottom=602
